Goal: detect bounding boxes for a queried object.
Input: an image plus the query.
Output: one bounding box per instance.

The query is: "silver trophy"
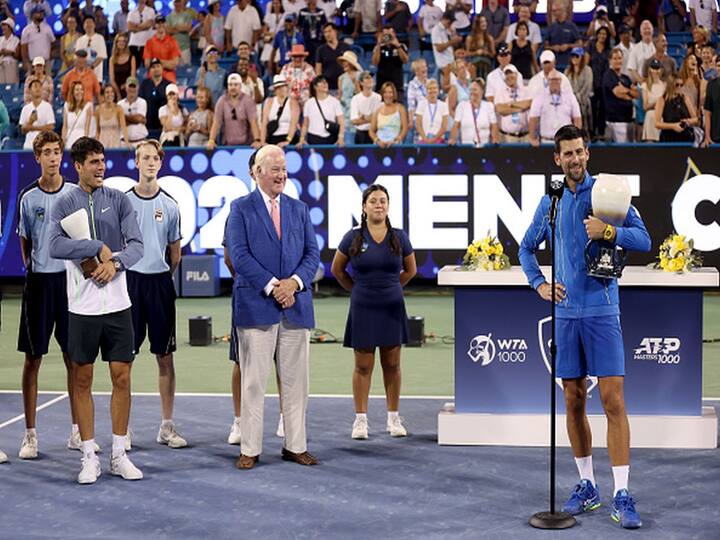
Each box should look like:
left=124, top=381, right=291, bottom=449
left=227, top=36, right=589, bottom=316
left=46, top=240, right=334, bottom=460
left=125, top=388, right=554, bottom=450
left=585, top=174, right=631, bottom=278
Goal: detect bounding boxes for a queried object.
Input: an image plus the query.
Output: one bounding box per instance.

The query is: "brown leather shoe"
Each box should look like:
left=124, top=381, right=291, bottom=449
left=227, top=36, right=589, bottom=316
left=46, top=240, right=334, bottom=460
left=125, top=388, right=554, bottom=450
left=236, top=454, right=259, bottom=469
left=281, top=448, right=318, bottom=466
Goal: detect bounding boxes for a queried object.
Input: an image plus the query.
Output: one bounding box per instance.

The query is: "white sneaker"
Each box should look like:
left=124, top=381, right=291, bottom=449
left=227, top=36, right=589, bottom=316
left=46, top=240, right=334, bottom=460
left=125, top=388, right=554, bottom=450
left=387, top=415, right=408, bottom=437
left=67, top=431, right=101, bottom=453
left=227, top=419, right=242, bottom=445
left=110, top=452, right=143, bottom=480
left=125, top=429, right=132, bottom=452
left=0, top=449, right=8, bottom=463
left=157, top=422, right=188, bottom=448
left=351, top=416, right=369, bottom=440
left=276, top=415, right=285, bottom=438
left=18, top=432, right=38, bottom=459
left=77, top=456, right=101, bottom=484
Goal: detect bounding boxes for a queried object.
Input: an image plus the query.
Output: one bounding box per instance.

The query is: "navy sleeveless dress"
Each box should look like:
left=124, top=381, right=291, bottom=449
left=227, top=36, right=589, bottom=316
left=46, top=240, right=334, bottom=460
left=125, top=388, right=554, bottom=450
left=338, top=227, right=413, bottom=349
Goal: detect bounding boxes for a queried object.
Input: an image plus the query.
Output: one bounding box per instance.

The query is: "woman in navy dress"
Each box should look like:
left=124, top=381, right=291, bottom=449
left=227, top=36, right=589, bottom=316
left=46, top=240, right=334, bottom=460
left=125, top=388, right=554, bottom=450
left=331, top=185, right=416, bottom=440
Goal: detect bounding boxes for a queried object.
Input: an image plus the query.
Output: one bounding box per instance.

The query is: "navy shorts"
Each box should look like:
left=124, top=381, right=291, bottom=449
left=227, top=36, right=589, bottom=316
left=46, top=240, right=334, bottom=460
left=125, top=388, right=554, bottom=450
left=17, top=271, right=69, bottom=356
left=556, top=316, right=626, bottom=379
left=68, top=309, right=135, bottom=364
left=229, top=324, right=239, bottom=364
left=127, top=271, right=177, bottom=356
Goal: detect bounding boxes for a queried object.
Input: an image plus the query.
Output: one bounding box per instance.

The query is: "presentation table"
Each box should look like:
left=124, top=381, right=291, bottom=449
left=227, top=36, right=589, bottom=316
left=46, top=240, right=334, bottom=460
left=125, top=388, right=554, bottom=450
left=436, top=266, right=719, bottom=449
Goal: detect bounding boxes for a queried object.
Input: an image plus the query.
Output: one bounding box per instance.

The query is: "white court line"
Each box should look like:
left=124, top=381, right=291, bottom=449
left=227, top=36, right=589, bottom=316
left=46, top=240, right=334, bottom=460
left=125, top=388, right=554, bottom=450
left=0, top=393, right=68, bottom=430
left=0, top=390, right=452, bottom=400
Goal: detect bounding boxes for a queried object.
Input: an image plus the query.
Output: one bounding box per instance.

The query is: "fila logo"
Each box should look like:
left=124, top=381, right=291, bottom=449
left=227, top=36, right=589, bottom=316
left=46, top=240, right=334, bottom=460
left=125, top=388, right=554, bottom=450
left=186, top=271, right=210, bottom=282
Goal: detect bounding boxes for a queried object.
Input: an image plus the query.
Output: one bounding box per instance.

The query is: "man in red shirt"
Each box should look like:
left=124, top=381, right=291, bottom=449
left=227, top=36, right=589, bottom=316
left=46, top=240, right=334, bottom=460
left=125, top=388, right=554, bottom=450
left=143, top=14, right=181, bottom=83
left=61, top=49, right=101, bottom=103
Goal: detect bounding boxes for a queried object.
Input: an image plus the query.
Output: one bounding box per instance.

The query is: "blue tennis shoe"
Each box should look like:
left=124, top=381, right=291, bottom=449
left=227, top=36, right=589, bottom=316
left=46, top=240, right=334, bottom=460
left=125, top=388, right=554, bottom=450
left=611, top=489, right=642, bottom=529
left=562, top=479, right=602, bottom=515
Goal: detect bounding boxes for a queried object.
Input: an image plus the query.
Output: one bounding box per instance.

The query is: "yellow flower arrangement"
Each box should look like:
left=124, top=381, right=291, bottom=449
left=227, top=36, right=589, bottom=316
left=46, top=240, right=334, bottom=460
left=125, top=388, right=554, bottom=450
left=651, top=233, right=702, bottom=274
left=462, top=233, right=512, bottom=271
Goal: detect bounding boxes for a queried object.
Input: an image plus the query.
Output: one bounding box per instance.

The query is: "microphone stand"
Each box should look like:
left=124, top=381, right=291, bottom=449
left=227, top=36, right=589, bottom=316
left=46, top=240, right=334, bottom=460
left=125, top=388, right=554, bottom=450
left=529, top=188, right=576, bottom=530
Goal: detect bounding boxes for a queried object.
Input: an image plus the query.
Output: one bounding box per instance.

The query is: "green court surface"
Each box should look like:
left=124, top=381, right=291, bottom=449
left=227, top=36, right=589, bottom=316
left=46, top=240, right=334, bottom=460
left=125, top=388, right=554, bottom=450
left=1, top=291, right=718, bottom=397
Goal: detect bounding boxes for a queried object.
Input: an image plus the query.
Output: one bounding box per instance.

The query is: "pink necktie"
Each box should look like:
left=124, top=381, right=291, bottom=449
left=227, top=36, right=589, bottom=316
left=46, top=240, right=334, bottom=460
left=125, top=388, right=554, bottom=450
left=271, top=198, right=281, bottom=239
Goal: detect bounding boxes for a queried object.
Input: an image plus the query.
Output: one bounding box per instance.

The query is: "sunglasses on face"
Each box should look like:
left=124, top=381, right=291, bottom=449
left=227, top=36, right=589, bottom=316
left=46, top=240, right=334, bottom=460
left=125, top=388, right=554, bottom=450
left=231, top=108, right=237, bottom=120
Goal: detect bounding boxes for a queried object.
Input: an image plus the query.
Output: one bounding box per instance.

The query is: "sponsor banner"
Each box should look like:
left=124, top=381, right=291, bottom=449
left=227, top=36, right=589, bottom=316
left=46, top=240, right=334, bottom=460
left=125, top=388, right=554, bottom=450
left=1, top=146, right=719, bottom=279
left=455, top=287, right=703, bottom=416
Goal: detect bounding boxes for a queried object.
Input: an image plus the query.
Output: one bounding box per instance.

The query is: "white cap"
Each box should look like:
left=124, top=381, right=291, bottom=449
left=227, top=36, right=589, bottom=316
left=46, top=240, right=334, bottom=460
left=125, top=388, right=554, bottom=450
left=539, top=50, right=556, bottom=64
left=227, top=73, right=242, bottom=84
left=503, top=64, right=519, bottom=76
left=0, top=18, right=14, bottom=28
left=271, top=74, right=287, bottom=87
left=165, top=83, right=179, bottom=96
left=32, top=56, right=45, bottom=66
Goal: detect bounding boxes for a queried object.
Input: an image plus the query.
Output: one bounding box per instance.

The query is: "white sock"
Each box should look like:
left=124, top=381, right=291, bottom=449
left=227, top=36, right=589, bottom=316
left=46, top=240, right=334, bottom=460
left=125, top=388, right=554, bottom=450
left=355, top=413, right=367, bottom=421
left=278, top=413, right=284, bottom=421
left=234, top=416, right=241, bottom=424
left=612, top=465, right=630, bottom=496
left=26, top=428, right=37, bottom=437
left=72, top=424, right=79, bottom=434
left=82, top=439, right=96, bottom=460
left=112, top=434, right=127, bottom=456
left=575, top=455, right=595, bottom=485
left=387, top=411, right=399, bottom=422
left=161, top=418, right=173, bottom=428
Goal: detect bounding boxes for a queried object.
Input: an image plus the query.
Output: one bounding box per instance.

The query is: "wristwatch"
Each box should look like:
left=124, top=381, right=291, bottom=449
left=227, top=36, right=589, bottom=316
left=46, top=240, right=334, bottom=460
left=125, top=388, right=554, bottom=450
left=111, top=257, right=124, bottom=272
left=603, top=224, right=615, bottom=241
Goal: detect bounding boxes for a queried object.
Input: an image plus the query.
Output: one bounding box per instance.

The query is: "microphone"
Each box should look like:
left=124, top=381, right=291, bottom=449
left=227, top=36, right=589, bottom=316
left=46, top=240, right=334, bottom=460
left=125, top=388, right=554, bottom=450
left=548, top=177, right=564, bottom=224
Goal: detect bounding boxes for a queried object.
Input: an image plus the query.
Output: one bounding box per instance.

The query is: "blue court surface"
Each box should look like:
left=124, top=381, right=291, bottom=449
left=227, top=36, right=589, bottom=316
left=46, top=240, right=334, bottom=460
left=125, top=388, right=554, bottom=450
left=0, top=393, right=718, bottom=540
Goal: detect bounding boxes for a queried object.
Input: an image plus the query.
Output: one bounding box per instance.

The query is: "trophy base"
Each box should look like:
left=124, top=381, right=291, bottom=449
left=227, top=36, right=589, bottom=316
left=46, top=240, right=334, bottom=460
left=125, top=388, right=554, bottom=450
left=586, top=266, right=624, bottom=279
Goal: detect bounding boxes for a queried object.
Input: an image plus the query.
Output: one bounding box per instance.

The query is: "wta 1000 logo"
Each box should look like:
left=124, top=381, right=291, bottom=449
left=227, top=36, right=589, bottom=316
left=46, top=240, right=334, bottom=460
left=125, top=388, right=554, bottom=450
left=633, top=338, right=682, bottom=364
left=467, top=334, right=528, bottom=366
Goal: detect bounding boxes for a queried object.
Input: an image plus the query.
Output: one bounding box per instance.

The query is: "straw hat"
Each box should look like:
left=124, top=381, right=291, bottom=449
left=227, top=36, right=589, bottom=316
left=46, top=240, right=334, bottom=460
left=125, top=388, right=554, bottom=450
left=337, top=50, right=361, bottom=72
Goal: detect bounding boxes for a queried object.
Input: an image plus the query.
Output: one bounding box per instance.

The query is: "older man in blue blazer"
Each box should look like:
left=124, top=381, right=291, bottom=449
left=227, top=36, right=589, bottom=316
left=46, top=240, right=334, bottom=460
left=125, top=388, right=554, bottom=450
left=226, top=144, right=320, bottom=469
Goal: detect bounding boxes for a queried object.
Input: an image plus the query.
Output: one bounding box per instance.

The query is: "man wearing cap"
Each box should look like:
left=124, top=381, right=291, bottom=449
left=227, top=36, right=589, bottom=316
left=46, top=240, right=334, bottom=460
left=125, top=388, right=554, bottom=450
left=139, top=59, right=170, bottom=139
left=196, top=45, right=227, bottom=104
left=144, top=15, right=182, bottom=83
left=225, top=0, right=262, bottom=53
left=118, top=77, right=149, bottom=147
left=0, top=18, right=20, bottom=84
left=23, top=56, right=54, bottom=105
left=493, top=63, right=532, bottom=143
left=431, top=11, right=463, bottom=75
left=20, top=5, right=54, bottom=74
left=641, top=33, right=676, bottom=79
left=207, top=73, right=262, bottom=149
left=127, top=0, right=156, bottom=66
left=627, top=20, right=656, bottom=84
left=270, top=13, right=304, bottom=74
left=22, top=0, right=51, bottom=19
left=545, top=3, right=582, bottom=69
left=616, top=24, right=635, bottom=77
left=486, top=44, right=524, bottom=102
left=315, top=23, right=350, bottom=91
left=75, top=15, right=108, bottom=82
left=506, top=5, right=542, bottom=54
left=20, top=78, right=55, bottom=150
left=528, top=70, right=581, bottom=146
left=280, top=44, right=316, bottom=105
left=528, top=50, right=573, bottom=99
left=587, top=4, right=617, bottom=39
left=61, top=49, right=101, bottom=104
left=167, top=0, right=198, bottom=66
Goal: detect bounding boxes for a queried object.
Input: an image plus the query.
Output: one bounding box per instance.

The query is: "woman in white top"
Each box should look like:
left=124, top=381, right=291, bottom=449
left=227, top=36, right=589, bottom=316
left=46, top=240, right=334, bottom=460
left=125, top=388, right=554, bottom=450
left=449, top=79, right=499, bottom=146
left=297, top=75, right=345, bottom=146
left=0, top=18, right=20, bottom=84
left=186, top=86, right=214, bottom=147
left=261, top=74, right=300, bottom=146
left=261, top=0, right=284, bottom=69
left=414, top=79, right=449, bottom=144
left=159, top=84, right=188, bottom=147
left=641, top=62, right=666, bottom=142
left=62, top=81, right=93, bottom=149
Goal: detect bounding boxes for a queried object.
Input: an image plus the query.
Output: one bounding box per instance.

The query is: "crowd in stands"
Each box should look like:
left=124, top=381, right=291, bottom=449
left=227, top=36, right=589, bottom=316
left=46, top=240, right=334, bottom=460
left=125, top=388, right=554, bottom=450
left=1, top=0, right=720, bottom=150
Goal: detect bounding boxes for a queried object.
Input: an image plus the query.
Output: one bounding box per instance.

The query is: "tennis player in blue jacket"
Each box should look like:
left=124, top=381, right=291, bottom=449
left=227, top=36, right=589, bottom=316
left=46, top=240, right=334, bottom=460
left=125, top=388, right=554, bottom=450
left=519, top=125, right=651, bottom=529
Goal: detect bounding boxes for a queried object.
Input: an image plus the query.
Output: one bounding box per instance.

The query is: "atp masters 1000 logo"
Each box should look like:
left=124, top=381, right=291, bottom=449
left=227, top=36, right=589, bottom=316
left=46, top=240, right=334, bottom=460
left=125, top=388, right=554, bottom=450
left=633, top=337, right=682, bottom=364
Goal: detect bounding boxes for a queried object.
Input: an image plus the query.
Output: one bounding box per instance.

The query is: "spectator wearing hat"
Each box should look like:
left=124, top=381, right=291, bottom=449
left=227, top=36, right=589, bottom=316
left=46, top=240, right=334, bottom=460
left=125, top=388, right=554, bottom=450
left=528, top=70, right=582, bottom=146
left=528, top=50, right=573, bottom=99
left=139, top=58, right=171, bottom=139
left=587, top=4, right=617, bottom=39
left=167, top=0, right=198, bottom=66
left=61, top=50, right=100, bottom=104
left=298, top=0, right=327, bottom=62
left=315, top=23, right=350, bottom=91
left=604, top=47, right=639, bottom=142
left=260, top=74, right=300, bottom=145
left=196, top=45, right=227, bottom=105
left=479, top=0, right=510, bottom=46
left=616, top=24, right=636, bottom=77
left=432, top=11, right=463, bottom=75
left=20, top=5, right=54, bottom=74
left=565, top=46, right=593, bottom=133
left=22, top=0, right=51, bottom=19
left=127, top=0, right=156, bottom=66
left=159, top=83, right=188, bottom=146
left=493, top=63, right=532, bottom=142
left=280, top=44, right=316, bottom=105
left=0, top=18, right=20, bottom=84
left=144, top=15, right=182, bottom=83
left=641, top=33, right=676, bottom=80
left=641, top=58, right=667, bottom=141
left=690, top=0, right=718, bottom=33
left=270, top=14, right=304, bottom=74
left=703, top=55, right=720, bottom=145
left=225, top=0, right=262, bottom=53
left=338, top=50, right=362, bottom=136
left=545, top=3, right=582, bottom=69
left=208, top=72, right=261, bottom=148
left=76, top=15, right=108, bottom=82
left=118, top=76, right=149, bottom=146
left=351, top=71, right=382, bottom=144
left=113, top=0, right=130, bottom=35
left=373, top=25, right=409, bottom=102
left=486, top=43, right=524, bottom=102
left=508, top=20, right=537, bottom=79
left=19, top=78, right=54, bottom=150
left=506, top=5, right=541, bottom=54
